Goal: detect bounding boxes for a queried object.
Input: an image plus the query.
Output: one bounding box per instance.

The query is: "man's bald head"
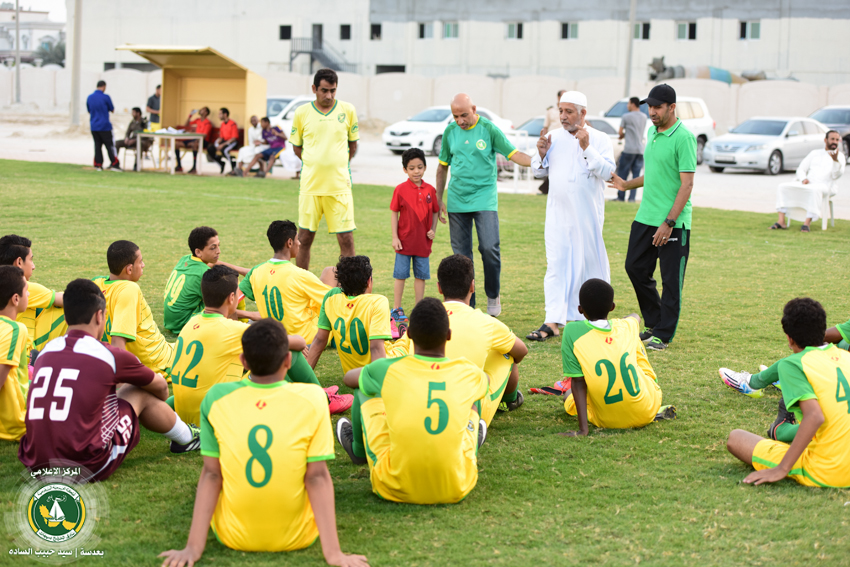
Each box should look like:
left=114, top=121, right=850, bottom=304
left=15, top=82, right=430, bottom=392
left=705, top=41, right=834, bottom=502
left=450, top=93, right=477, bottom=130
left=250, top=115, right=259, bottom=127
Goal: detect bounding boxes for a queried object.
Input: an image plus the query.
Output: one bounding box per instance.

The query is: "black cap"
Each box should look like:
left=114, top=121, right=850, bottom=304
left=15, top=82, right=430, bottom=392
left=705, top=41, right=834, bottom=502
left=641, top=84, right=676, bottom=106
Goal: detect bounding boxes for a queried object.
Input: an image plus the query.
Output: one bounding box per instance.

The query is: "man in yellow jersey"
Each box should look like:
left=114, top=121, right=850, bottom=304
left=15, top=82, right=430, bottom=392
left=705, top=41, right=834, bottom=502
left=0, top=266, right=29, bottom=441
left=0, top=234, right=67, bottom=352
left=335, top=298, right=489, bottom=504
left=559, top=279, right=674, bottom=437
left=240, top=220, right=336, bottom=344
left=92, top=240, right=174, bottom=375
left=290, top=68, right=360, bottom=270
left=172, top=266, right=350, bottom=423
left=307, top=255, right=409, bottom=374
left=160, top=319, right=369, bottom=567
left=436, top=254, right=526, bottom=425
left=727, top=298, right=850, bottom=488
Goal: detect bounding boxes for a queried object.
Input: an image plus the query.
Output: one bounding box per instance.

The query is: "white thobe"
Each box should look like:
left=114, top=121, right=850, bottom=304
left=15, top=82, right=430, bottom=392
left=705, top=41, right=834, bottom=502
left=777, top=149, right=845, bottom=220
left=236, top=125, right=268, bottom=165
left=531, top=126, right=615, bottom=324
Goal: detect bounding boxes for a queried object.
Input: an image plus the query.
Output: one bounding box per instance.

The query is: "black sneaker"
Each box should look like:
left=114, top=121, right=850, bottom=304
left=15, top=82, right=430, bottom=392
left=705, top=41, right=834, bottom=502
left=219, top=163, right=225, bottom=174
left=175, top=165, right=183, bottom=172
left=497, top=390, right=524, bottom=413
left=170, top=424, right=201, bottom=453
left=107, top=163, right=122, bottom=172
left=336, top=417, right=367, bottom=465
left=477, top=419, right=487, bottom=448
left=653, top=405, right=677, bottom=421
left=645, top=337, right=668, bottom=351
left=640, top=327, right=654, bottom=343
left=767, top=398, right=796, bottom=440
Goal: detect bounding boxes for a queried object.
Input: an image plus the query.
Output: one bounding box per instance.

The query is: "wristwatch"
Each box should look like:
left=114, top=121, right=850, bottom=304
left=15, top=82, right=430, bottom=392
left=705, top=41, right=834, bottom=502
left=664, top=218, right=676, bottom=228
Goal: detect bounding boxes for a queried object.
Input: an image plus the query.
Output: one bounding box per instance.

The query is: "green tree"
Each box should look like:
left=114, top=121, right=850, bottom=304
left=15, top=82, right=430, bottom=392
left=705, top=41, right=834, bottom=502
left=34, top=40, right=65, bottom=67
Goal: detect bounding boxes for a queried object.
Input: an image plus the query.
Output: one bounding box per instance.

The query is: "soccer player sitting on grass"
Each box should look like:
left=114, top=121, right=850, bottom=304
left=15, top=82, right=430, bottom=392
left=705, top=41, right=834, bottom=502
left=335, top=298, right=489, bottom=504
left=241, top=220, right=337, bottom=345
left=436, top=254, right=526, bottom=425
left=559, top=279, right=674, bottom=437
left=0, top=266, right=29, bottom=442
left=93, top=240, right=174, bottom=375
left=163, top=226, right=256, bottom=334
left=307, top=255, right=409, bottom=374
left=159, top=319, right=369, bottom=567
left=726, top=298, right=850, bottom=488
left=18, top=279, right=199, bottom=482
left=0, top=234, right=67, bottom=353
left=171, top=266, right=351, bottom=423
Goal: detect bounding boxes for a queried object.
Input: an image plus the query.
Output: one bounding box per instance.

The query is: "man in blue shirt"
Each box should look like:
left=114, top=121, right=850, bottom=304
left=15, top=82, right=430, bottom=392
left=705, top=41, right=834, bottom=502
left=86, top=80, right=121, bottom=171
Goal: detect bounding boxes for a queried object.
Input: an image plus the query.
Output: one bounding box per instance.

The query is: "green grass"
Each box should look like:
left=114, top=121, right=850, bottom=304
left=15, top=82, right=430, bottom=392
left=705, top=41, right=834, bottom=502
left=1, top=159, right=849, bottom=566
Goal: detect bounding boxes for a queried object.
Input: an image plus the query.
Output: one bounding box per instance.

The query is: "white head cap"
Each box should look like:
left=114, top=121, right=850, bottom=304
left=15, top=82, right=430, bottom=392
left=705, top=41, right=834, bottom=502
left=559, top=91, right=588, bottom=107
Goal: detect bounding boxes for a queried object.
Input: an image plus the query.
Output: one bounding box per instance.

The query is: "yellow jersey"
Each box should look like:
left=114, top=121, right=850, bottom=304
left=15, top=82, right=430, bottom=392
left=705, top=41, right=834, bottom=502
left=768, top=344, right=850, bottom=487
left=92, top=276, right=174, bottom=374
left=318, top=288, right=393, bottom=373
left=171, top=313, right=249, bottom=426
left=0, top=315, right=27, bottom=441
left=17, top=281, right=66, bottom=351
left=289, top=100, right=359, bottom=196
left=561, top=318, right=661, bottom=429
left=200, top=379, right=334, bottom=551
left=359, top=355, right=488, bottom=504
left=240, top=259, right=329, bottom=344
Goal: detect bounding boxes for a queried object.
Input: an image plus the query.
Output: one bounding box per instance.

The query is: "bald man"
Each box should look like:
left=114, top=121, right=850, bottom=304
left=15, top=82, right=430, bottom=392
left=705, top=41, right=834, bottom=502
left=435, top=94, right=532, bottom=316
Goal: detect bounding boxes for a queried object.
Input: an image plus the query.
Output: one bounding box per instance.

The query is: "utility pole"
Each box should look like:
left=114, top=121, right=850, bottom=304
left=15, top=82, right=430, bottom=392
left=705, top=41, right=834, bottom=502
left=70, top=0, right=82, bottom=126
left=14, top=0, right=20, bottom=103
left=624, top=0, right=637, bottom=97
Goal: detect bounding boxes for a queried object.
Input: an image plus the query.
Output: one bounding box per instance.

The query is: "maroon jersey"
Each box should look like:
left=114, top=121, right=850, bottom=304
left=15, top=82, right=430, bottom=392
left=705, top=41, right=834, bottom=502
left=19, top=330, right=154, bottom=474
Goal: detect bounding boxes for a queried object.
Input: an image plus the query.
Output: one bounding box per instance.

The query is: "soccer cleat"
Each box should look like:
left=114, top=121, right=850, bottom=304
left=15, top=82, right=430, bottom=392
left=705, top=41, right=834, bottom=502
left=170, top=424, right=201, bottom=454
left=487, top=296, right=502, bottom=317
left=718, top=368, right=764, bottom=398
left=640, top=327, right=653, bottom=343
left=645, top=337, right=668, bottom=351
left=390, top=319, right=401, bottom=340
left=327, top=393, right=353, bottom=414
left=653, top=405, right=677, bottom=421
left=498, top=390, right=524, bottom=413
left=477, top=419, right=487, bottom=448
left=554, top=379, right=572, bottom=393
left=390, top=307, right=409, bottom=324
left=336, top=417, right=367, bottom=465
left=767, top=398, right=796, bottom=440
left=323, top=385, right=339, bottom=396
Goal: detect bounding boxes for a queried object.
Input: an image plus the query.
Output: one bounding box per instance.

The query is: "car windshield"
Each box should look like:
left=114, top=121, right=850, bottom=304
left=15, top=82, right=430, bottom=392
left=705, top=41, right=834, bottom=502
left=810, top=108, right=850, bottom=125
left=605, top=101, right=650, bottom=118
left=516, top=117, right=544, bottom=135
left=587, top=119, right=616, bottom=135
left=730, top=120, right=787, bottom=136
left=267, top=98, right=294, bottom=117
left=409, top=108, right=451, bottom=122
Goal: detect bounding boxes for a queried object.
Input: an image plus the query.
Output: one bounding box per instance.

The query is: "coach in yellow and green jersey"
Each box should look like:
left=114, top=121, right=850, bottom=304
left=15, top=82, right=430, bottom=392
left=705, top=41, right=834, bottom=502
left=435, top=94, right=532, bottom=316
left=0, top=267, right=29, bottom=441
left=290, top=68, right=359, bottom=271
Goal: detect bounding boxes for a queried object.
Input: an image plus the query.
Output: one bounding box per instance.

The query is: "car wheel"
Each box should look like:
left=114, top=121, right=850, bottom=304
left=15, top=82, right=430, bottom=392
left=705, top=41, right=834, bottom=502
left=709, top=166, right=725, bottom=173
left=843, top=138, right=850, bottom=164
left=696, top=137, right=706, bottom=165
left=766, top=150, right=783, bottom=175
left=390, top=149, right=404, bottom=155
left=432, top=135, right=442, bottom=156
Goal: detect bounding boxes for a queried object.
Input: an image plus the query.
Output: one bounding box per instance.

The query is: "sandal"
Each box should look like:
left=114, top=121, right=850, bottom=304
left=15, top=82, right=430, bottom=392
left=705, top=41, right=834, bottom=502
left=769, top=222, right=786, bottom=230
left=526, top=324, right=558, bottom=342
left=800, top=225, right=810, bottom=233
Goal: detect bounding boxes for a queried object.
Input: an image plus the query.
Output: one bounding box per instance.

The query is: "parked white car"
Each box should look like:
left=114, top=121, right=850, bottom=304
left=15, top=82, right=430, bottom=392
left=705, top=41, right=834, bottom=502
left=703, top=117, right=829, bottom=175
left=599, top=96, right=716, bottom=164
left=266, top=95, right=297, bottom=119
left=382, top=106, right=513, bottom=156
left=269, top=95, right=314, bottom=134
left=509, top=115, right=624, bottom=163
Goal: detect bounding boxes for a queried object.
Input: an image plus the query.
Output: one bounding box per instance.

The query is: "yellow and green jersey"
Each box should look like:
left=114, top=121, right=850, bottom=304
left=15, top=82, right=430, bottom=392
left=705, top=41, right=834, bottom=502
left=17, top=281, right=66, bottom=351
left=0, top=315, right=27, bottom=441
left=240, top=259, right=329, bottom=344
left=200, top=379, right=334, bottom=552
left=358, top=355, right=488, bottom=504
left=768, top=344, right=850, bottom=487
left=92, top=276, right=174, bottom=374
left=171, top=313, right=249, bottom=425
left=163, top=255, right=210, bottom=334
left=561, top=318, right=661, bottom=429
left=289, top=100, right=359, bottom=196
left=318, top=288, right=393, bottom=373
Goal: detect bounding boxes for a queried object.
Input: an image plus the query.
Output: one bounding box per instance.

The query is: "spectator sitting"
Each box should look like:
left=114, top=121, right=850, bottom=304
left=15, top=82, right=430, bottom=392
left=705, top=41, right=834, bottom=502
left=174, top=107, right=213, bottom=174
left=232, top=115, right=268, bottom=175
left=236, top=117, right=285, bottom=178
left=207, top=107, right=239, bottom=175
left=114, top=107, right=151, bottom=171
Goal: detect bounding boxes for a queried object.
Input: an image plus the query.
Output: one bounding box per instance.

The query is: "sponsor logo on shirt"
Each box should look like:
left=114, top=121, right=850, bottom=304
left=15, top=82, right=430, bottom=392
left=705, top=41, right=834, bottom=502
left=430, top=362, right=441, bottom=370
left=476, top=140, right=487, bottom=150
left=346, top=302, right=355, bottom=309
left=256, top=400, right=267, bottom=410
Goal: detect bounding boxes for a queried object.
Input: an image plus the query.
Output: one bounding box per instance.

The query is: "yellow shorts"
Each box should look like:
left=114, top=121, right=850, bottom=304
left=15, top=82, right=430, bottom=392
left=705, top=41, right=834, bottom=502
left=564, top=383, right=661, bottom=429
left=751, top=439, right=840, bottom=487
left=298, top=193, right=356, bottom=234
left=480, top=350, right=514, bottom=426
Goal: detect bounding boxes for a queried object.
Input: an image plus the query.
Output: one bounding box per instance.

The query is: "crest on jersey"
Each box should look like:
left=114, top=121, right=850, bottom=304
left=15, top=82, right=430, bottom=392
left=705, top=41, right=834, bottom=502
left=426, top=193, right=432, bottom=203
left=337, top=113, right=346, bottom=123
left=476, top=140, right=487, bottom=150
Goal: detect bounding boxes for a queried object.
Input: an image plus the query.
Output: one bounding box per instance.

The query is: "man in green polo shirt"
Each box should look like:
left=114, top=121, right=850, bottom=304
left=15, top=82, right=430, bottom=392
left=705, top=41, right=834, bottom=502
left=609, top=84, right=696, bottom=351
left=435, top=93, right=532, bottom=316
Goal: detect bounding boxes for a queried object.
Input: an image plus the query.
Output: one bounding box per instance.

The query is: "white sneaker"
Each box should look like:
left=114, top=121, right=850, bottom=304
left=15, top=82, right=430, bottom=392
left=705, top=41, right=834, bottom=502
left=487, top=296, right=501, bottom=317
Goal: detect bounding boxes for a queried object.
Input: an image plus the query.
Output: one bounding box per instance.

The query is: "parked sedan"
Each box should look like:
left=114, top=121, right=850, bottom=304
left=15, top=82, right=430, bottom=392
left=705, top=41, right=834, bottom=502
left=809, top=106, right=850, bottom=163
left=703, top=117, right=828, bottom=175
left=383, top=106, right=513, bottom=156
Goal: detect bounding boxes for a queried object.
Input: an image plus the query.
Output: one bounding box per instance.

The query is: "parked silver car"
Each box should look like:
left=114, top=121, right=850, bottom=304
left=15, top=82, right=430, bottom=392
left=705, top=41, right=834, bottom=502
left=704, top=117, right=828, bottom=175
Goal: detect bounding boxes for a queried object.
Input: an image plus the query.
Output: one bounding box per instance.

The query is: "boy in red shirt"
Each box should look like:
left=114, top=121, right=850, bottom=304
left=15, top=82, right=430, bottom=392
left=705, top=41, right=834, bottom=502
left=390, top=148, right=439, bottom=327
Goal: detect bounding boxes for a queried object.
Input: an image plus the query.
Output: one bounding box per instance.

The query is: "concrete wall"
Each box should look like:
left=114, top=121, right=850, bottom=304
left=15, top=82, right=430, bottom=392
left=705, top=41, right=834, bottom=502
left=367, top=72, right=432, bottom=124
left=736, top=80, right=821, bottom=124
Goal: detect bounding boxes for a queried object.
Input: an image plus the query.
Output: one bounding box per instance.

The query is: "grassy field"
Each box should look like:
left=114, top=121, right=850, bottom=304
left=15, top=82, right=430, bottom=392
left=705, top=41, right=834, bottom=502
left=1, top=159, right=849, bottom=566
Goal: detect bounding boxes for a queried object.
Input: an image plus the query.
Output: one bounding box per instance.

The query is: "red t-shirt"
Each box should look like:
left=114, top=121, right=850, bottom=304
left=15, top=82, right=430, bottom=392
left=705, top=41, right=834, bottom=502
left=390, top=180, right=439, bottom=257
left=18, top=330, right=155, bottom=472
left=219, top=119, right=239, bottom=141
left=190, top=118, right=213, bottom=142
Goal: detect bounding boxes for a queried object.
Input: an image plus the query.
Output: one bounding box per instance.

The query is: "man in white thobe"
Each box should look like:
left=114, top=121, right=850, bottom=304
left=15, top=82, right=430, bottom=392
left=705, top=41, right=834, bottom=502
left=233, top=115, right=268, bottom=173
left=773, top=130, right=845, bottom=232
left=527, top=91, right=616, bottom=341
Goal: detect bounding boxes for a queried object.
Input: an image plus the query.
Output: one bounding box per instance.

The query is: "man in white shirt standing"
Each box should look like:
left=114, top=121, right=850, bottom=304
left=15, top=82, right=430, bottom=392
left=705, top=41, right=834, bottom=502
left=772, top=130, right=845, bottom=232
left=232, top=115, right=267, bottom=174
left=526, top=91, right=615, bottom=342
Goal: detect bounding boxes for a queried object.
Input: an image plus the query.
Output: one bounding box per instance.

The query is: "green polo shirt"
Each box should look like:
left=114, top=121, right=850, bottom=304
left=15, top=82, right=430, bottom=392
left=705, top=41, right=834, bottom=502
left=635, top=118, right=697, bottom=229
left=438, top=115, right=517, bottom=213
